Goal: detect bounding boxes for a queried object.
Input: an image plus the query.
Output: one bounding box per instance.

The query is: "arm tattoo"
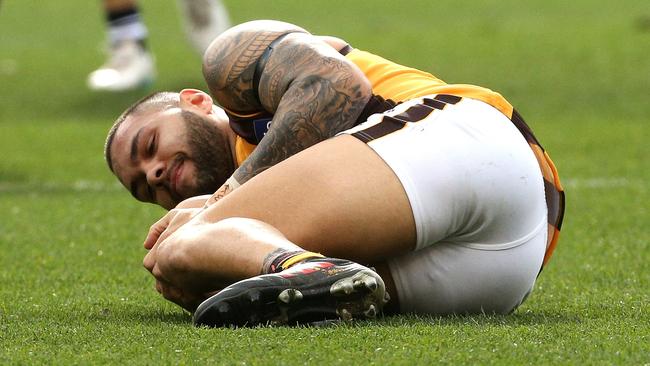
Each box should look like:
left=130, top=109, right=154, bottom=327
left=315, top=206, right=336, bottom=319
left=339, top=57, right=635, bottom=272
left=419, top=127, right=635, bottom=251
left=203, top=31, right=277, bottom=110
left=202, top=24, right=305, bottom=112
left=203, top=24, right=371, bottom=185
left=233, top=42, right=371, bottom=184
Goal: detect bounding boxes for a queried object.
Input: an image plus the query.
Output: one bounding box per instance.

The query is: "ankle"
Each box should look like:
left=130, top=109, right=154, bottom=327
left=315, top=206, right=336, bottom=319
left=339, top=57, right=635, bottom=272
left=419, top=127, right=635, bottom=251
left=261, top=249, right=325, bottom=274
left=106, top=6, right=148, bottom=47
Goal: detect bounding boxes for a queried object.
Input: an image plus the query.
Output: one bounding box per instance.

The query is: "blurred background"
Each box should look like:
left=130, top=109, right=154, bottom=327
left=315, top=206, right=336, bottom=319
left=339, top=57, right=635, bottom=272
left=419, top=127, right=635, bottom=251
left=0, top=0, right=648, bottom=363
left=1, top=1, right=648, bottom=184
left=1, top=1, right=648, bottom=182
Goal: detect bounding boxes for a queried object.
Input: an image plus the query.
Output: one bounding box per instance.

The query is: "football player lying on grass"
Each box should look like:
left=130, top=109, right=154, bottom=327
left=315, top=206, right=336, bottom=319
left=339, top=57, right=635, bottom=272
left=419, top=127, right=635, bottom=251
left=104, top=20, right=564, bottom=327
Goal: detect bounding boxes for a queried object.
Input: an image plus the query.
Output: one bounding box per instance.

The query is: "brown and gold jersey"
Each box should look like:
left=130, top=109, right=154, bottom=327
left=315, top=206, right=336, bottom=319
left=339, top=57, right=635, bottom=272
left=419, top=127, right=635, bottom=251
left=230, top=46, right=563, bottom=270
left=345, top=48, right=514, bottom=119
left=347, top=48, right=564, bottom=271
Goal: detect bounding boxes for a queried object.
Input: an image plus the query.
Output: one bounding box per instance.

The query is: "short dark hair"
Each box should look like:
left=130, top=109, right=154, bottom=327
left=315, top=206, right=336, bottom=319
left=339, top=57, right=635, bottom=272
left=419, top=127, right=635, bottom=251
left=104, top=92, right=180, bottom=172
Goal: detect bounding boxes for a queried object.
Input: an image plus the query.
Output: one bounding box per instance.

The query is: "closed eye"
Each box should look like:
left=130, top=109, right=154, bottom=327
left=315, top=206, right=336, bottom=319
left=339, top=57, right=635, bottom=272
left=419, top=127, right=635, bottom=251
left=147, top=134, right=156, bottom=156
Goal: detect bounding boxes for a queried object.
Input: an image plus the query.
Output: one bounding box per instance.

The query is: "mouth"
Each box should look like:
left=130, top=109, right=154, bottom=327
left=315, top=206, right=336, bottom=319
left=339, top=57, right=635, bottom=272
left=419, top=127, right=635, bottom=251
left=169, top=157, right=185, bottom=201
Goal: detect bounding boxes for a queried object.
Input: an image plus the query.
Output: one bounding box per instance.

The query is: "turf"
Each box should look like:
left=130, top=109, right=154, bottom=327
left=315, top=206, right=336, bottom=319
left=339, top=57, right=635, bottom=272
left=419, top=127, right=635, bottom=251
left=0, top=0, right=648, bottom=364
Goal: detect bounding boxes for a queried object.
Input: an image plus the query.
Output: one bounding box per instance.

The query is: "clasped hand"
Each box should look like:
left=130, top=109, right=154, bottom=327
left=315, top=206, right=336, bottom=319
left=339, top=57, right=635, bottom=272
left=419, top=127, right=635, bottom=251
left=142, top=184, right=234, bottom=311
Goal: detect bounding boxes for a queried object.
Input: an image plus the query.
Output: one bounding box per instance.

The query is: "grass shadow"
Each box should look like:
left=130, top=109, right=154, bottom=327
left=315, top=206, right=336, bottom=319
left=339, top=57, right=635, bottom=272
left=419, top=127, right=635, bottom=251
left=374, top=309, right=583, bottom=328
left=83, top=304, right=192, bottom=326
left=183, top=309, right=584, bottom=331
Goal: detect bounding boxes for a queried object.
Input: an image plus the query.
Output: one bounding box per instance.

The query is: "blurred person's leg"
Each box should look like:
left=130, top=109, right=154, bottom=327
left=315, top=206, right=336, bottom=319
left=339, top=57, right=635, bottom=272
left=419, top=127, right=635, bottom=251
left=177, top=0, right=230, bottom=55
left=87, top=0, right=154, bottom=92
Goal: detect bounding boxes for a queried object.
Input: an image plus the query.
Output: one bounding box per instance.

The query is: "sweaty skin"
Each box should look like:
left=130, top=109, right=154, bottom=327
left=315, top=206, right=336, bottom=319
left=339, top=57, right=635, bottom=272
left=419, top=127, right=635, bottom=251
left=202, top=20, right=372, bottom=188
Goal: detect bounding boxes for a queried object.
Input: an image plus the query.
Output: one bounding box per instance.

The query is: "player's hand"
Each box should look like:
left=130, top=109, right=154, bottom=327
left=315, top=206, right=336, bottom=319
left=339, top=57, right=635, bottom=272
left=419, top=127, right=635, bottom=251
left=175, top=194, right=211, bottom=209
left=143, top=195, right=210, bottom=249
left=154, top=279, right=208, bottom=313
left=143, top=241, right=213, bottom=312
left=143, top=207, right=202, bottom=250
left=155, top=279, right=220, bottom=313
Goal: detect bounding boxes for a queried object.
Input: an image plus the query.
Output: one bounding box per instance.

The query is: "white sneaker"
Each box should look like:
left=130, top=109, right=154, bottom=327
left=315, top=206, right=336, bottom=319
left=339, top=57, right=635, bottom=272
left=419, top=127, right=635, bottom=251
left=177, top=0, right=231, bottom=55
left=87, top=40, right=155, bottom=92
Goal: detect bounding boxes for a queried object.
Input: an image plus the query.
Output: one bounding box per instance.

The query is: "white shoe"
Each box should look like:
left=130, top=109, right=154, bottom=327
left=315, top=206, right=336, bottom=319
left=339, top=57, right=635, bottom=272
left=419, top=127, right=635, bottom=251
left=87, top=40, right=155, bottom=92
left=177, top=0, right=231, bottom=55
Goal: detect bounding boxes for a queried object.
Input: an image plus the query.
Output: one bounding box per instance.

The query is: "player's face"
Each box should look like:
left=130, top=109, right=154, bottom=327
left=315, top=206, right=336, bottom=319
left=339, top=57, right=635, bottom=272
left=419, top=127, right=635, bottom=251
left=110, top=108, right=233, bottom=209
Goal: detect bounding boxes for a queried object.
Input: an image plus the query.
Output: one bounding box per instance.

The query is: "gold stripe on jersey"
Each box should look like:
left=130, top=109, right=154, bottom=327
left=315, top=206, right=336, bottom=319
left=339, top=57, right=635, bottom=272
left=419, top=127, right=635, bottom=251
left=345, top=49, right=514, bottom=119
left=234, top=136, right=256, bottom=167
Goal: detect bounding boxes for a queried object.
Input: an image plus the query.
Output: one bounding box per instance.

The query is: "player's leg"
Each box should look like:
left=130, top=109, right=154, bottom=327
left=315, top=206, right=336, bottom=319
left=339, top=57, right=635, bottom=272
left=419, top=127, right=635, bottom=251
left=87, top=0, right=154, bottom=91
left=149, top=133, right=416, bottom=322
left=149, top=216, right=390, bottom=325
left=189, top=95, right=549, bottom=322
left=176, top=0, right=230, bottom=55
left=196, top=135, right=418, bottom=263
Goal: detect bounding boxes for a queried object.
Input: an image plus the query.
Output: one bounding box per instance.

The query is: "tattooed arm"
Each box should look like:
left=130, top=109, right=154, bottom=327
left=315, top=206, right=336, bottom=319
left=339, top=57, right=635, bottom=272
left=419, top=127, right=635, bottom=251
left=201, top=21, right=371, bottom=205
left=140, top=22, right=370, bottom=247
left=234, top=34, right=371, bottom=183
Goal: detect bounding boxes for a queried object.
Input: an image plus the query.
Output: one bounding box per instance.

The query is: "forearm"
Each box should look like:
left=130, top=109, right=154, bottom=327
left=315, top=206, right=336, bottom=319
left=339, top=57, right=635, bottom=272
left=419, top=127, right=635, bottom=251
left=204, top=177, right=240, bottom=207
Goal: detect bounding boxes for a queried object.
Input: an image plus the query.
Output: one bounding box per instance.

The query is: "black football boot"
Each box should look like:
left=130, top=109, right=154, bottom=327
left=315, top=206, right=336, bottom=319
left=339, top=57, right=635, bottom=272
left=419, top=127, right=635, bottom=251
left=193, top=258, right=388, bottom=327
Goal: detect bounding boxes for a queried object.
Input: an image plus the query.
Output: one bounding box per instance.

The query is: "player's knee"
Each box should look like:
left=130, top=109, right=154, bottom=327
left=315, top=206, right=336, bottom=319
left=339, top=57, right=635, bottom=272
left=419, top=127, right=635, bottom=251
left=155, top=217, right=285, bottom=277
left=155, top=231, right=201, bottom=277
left=212, top=217, right=287, bottom=243
left=154, top=219, right=254, bottom=273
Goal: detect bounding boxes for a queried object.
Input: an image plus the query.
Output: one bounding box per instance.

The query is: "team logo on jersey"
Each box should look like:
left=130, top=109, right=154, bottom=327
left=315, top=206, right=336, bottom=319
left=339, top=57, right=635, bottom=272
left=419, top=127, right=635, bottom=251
left=253, top=117, right=273, bottom=142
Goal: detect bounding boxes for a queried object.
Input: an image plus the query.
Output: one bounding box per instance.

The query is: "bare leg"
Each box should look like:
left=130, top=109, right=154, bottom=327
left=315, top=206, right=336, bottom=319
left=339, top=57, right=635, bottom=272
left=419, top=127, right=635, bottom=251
left=177, top=0, right=231, bottom=54
left=150, top=135, right=415, bottom=310
left=201, top=135, right=417, bottom=263
left=152, top=217, right=303, bottom=292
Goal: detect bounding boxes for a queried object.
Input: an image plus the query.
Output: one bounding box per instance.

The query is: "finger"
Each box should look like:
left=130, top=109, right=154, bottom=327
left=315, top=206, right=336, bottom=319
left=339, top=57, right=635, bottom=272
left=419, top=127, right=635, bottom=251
left=144, top=221, right=167, bottom=250
left=154, top=209, right=198, bottom=247
left=151, top=261, right=165, bottom=280
left=163, top=285, right=183, bottom=302
left=157, top=281, right=181, bottom=306
left=143, top=246, right=157, bottom=273
left=144, top=214, right=173, bottom=249
left=155, top=226, right=174, bottom=248
left=158, top=281, right=190, bottom=310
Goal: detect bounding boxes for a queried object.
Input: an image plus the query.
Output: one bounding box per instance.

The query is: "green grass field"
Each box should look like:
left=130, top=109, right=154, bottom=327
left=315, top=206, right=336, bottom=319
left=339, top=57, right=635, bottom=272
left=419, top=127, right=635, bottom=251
left=1, top=0, right=648, bottom=364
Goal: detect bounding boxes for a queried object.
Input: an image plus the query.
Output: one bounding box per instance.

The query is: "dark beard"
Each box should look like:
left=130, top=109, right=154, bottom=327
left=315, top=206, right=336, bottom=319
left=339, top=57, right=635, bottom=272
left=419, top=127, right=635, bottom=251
left=181, top=110, right=235, bottom=197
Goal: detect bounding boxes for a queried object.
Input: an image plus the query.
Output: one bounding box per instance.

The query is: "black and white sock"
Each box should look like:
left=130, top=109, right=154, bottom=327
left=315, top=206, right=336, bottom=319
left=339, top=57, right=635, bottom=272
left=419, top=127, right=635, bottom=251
left=106, top=6, right=148, bottom=48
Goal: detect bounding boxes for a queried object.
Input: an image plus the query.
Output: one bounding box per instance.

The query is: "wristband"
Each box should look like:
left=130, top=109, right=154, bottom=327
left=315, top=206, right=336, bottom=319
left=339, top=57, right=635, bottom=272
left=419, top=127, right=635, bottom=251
left=224, top=176, right=241, bottom=190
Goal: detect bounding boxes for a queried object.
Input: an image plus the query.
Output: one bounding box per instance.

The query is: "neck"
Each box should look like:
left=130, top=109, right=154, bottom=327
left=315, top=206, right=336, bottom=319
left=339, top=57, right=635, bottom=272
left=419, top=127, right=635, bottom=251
left=209, top=106, right=239, bottom=170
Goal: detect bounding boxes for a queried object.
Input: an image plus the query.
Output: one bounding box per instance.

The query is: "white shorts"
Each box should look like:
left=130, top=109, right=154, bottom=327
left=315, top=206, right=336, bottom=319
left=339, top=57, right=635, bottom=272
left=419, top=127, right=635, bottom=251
left=342, top=95, right=547, bottom=314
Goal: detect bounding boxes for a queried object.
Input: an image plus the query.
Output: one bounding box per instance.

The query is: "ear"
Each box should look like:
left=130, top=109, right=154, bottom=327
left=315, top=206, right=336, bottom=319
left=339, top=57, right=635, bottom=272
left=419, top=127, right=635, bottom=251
left=179, top=89, right=214, bottom=114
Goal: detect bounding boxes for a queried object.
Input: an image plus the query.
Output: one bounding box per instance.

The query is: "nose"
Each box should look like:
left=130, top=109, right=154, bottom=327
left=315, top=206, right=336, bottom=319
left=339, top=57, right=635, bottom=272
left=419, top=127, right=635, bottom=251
left=144, top=159, right=166, bottom=187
